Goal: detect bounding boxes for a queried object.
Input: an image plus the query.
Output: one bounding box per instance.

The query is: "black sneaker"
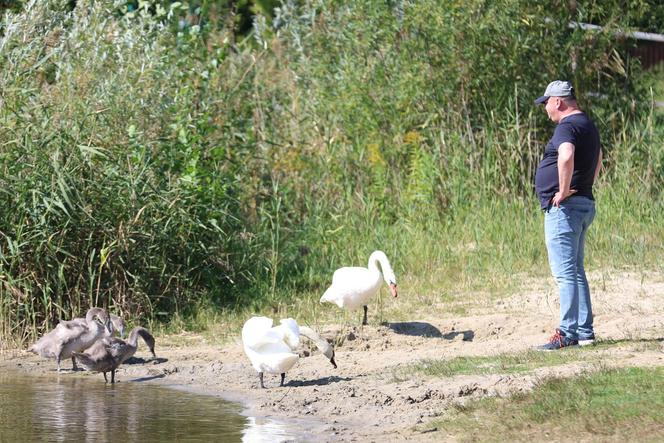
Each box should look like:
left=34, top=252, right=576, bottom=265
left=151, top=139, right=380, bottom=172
left=578, top=334, right=596, bottom=347
left=536, top=329, right=578, bottom=351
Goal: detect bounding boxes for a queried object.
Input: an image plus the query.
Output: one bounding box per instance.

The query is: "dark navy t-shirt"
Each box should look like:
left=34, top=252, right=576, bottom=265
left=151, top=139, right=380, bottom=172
left=535, top=112, right=601, bottom=209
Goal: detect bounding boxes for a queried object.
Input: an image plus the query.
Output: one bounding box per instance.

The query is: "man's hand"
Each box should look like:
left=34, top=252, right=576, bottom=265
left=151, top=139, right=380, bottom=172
left=552, top=189, right=577, bottom=207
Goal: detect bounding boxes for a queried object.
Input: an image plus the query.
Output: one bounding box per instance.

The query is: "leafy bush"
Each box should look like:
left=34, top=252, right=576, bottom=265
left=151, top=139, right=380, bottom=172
left=0, top=0, right=661, bottom=338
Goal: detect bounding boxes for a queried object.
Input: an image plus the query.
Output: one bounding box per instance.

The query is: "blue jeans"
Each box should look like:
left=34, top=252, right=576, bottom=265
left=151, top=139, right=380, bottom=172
left=544, top=196, right=596, bottom=340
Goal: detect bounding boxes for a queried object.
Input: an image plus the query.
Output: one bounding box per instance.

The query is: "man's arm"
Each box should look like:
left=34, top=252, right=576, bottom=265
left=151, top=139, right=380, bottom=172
left=593, top=148, right=603, bottom=183
left=552, top=142, right=576, bottom=207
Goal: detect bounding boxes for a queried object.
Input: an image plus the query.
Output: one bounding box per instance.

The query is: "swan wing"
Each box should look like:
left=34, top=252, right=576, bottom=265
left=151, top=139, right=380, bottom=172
left=278, top=318, right=300, bottom=350
left=242, top=317, right=294, bottom=350
left=106, top=338, right=137, bottom=363
left=36, top=322, right=89, bottom=348
left=73, top=352, right=113, bottom=372
left=30, top=322, right=97, bottom=359
left=244, top=349, right=299, bottom=374
left=103, top=337, right=130, bottom=354
left=29, top=328, right=62, bottom=357
left=246, top=342, right=299, bottom=374
left=59, top=318, right=85, bottom=328
left=242, top=317, right=303, bottom=373
left=259, top=352, right=299, bottom=374
left=320, top=267, right=381, bottom=310
left=80, top=338, right=111, bottom=359
left=241, top=316, right=274, bottom=349
left=330, top=267, right=373, bottom=285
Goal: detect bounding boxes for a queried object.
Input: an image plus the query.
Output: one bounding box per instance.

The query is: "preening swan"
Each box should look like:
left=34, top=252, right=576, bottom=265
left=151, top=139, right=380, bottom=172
left=73, top=326, right=156, bottom=383
left=28, top=307, right=113, bottom=371
left=320, top=250, right=398, bottom=325
left=242, top=316, right=337, bottom=388
left=61, top=313, right=125, bottom=338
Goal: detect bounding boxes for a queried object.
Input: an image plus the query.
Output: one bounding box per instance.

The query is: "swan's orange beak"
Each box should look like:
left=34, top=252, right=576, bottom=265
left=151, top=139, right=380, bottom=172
left=389, top=283, right=398, bottom=298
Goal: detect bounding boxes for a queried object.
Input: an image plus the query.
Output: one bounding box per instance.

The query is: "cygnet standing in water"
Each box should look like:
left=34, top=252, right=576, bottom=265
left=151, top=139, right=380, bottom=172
left=73, top=326, right=156, bottom=383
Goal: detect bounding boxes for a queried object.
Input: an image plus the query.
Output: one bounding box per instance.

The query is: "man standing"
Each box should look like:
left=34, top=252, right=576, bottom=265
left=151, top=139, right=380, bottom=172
left=534, top=80, right=603, bottom=350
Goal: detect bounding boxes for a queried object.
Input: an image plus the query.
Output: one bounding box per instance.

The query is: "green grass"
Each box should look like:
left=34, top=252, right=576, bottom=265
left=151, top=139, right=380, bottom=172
left=395, top=347, right=594, bottom=380
left=397, top=350, right=592, bottom=379
left=427, top=367, right=664, bottom=442
left=394, top=339, right=663, bottom=380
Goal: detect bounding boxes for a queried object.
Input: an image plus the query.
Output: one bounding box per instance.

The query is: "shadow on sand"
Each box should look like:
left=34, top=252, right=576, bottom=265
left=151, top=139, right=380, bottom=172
left=442, top=330, right=475, bottom=342
left=383, top=321, right=443, bottom=338
left=383, top=321, right=475, bottom=342
left=285, top=375, right=352, bottom=388
left=125, top=356, right=168, bottom=365
left=130, top=373, right=167, bottom=382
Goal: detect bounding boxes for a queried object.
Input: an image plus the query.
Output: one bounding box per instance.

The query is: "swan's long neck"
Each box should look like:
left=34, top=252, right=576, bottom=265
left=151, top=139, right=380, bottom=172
left=127, top=329, right=140, bottom=347
left=127, top=327, right=156, bottom=356
left=367, top=251, right=395, bottom=284
left=299, top=326, right=333, bottom=359
left=110, top=314, right=125, bottom=338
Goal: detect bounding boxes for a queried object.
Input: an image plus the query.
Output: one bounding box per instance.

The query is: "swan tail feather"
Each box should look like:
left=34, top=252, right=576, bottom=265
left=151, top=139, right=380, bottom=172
left=320, top=286, right=344, bottom=308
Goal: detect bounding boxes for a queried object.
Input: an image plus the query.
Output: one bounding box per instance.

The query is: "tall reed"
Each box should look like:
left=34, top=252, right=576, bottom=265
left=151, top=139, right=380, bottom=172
left=0, top=0, right=661, bottom=342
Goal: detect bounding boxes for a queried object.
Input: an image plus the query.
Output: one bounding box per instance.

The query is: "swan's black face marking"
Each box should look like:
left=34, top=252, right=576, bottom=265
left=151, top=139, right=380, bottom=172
left=330, top=350, right=338, bottom=369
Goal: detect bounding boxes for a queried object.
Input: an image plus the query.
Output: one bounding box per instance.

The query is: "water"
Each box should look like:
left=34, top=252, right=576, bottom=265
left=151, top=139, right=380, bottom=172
left=0, top=372, right=304, bottom=442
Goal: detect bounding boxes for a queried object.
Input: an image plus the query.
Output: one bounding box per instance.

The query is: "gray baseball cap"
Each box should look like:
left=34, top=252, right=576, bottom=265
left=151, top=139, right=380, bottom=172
left=534, top=80, right=575, bottom=105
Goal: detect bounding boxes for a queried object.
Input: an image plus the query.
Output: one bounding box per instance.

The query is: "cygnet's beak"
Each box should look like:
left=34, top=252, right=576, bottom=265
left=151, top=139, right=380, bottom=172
left=330, top=351, right=337, bottom=369
left=389, top=283, right=398, bottom=298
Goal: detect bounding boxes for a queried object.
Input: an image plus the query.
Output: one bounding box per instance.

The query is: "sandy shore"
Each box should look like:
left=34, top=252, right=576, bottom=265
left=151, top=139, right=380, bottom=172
left=2, top=270, right=664, bottom=441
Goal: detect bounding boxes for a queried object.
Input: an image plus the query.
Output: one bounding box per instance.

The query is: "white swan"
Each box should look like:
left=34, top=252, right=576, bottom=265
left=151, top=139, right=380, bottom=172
left=319, top=250, right=398, bottom=325
left=28, top=307, right=113, bottom=371
left=241, top=316, right=337, bottom=388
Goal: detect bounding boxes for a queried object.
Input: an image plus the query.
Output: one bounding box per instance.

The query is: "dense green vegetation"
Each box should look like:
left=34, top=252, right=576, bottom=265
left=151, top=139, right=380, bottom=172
left=1, top=0, right=662, bottom=340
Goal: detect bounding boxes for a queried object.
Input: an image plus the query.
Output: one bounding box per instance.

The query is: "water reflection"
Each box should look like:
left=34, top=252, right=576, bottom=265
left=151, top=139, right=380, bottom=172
left=242, top=416, right=301, bottom=443
left=0, top=372, right=246, bottom=442
left=165, top=384, right=316, bottom=443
